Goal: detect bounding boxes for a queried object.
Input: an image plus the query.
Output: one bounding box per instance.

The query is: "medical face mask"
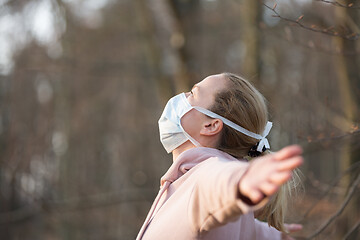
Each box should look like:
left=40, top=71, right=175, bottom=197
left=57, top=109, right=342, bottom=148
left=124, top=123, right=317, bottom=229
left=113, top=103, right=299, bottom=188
left=158, top=93, right=273, bottom=153
left=158, top=93, right=198, bottom=153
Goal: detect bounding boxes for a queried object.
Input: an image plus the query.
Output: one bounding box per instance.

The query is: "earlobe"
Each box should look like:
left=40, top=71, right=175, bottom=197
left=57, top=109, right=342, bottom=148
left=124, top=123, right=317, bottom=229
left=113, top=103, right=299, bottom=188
left=200, top=119, right=223, bottom=136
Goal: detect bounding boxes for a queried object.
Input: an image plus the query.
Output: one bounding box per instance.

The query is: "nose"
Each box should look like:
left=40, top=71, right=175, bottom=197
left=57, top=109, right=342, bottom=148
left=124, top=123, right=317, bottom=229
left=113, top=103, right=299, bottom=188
left=185, top=92, right=190, bottom=98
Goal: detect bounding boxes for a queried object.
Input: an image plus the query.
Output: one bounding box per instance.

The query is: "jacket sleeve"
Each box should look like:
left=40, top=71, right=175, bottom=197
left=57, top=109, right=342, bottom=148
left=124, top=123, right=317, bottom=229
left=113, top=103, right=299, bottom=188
left=254, top=219, right=282, bottom=240
left=187, top=157, right=268, bottom=233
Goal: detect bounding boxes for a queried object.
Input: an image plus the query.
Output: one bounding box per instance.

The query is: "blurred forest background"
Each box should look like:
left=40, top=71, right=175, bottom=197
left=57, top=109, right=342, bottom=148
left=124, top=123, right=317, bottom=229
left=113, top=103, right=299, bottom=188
left=0, top=0, right=359, bottom=239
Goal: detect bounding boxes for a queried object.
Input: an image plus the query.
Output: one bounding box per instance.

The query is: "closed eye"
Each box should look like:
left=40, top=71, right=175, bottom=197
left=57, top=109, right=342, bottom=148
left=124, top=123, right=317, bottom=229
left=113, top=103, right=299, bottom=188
left=190, top=84, right=198, bottom=95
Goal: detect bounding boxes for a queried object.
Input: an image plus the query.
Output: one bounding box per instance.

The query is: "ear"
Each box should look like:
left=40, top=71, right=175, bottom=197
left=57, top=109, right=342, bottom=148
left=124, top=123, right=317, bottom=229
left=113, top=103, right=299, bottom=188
left=200, top=119, right=223, bottom=136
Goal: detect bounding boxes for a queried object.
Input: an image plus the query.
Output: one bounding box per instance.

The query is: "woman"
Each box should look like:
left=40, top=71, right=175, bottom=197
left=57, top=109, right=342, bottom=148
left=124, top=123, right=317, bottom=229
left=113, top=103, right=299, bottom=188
left=137, top=73, right=303, bottom=240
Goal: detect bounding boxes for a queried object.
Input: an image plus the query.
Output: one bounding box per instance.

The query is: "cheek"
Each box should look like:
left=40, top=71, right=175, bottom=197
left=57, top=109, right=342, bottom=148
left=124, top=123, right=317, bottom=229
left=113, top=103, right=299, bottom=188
left=180, top=109, right=202, bottom=136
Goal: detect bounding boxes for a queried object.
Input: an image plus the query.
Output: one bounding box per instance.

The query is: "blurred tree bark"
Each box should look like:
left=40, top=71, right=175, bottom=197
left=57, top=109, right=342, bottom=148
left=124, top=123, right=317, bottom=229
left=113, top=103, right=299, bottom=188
left=151, top=0, right=191, bottom=94
left=133, top=0, right=174, bottom=104
left=333, top=0, right=360, bottom=235
left=54, top=2, right=74, bottom=238
left=240, top=0, right=261, bottom=83
left=164, top=0, right=191, bottom=93
left=133, top=0, right=192, bottom=104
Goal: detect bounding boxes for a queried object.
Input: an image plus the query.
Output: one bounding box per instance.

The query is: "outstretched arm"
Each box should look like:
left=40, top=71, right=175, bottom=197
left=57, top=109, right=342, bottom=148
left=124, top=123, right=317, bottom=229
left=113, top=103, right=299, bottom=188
left=188, top=145, right=303, bottom=233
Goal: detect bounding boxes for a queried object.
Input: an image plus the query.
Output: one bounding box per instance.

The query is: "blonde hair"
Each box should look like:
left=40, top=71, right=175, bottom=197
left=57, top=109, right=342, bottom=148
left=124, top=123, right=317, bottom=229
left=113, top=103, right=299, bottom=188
left=210, top=72, right=301, bottom=232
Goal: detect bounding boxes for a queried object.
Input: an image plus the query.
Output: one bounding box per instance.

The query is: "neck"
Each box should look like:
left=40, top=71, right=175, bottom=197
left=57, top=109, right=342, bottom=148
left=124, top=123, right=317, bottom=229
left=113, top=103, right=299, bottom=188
left=172, top=141, right=196, bottom=162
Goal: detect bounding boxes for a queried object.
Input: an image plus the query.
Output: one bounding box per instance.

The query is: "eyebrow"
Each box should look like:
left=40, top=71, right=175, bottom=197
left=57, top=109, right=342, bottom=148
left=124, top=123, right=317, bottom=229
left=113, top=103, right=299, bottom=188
left=191, top=84, right=199, bottom=91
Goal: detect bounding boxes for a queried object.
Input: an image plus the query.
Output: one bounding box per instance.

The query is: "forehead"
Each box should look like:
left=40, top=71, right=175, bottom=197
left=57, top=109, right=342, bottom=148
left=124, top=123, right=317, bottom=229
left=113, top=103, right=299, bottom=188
left=196, top=74, right=228, bottom=94
left=194, top=74, right=228, bottom=108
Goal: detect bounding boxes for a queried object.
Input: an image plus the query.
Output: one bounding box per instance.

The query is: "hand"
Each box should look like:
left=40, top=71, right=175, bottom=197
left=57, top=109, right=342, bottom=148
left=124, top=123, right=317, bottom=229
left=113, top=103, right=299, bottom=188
left=281, top=223, right=303, bottom=240
left=239, top=145, right=303, bottom=204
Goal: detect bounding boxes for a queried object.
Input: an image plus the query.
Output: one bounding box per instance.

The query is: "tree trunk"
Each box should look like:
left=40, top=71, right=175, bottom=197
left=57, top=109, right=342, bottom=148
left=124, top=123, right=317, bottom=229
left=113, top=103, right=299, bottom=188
left=333, top=1, right=359, bottom=237
left=133, top=0, right=174, bottom=104
left=240, top=0, right=261, bottom=83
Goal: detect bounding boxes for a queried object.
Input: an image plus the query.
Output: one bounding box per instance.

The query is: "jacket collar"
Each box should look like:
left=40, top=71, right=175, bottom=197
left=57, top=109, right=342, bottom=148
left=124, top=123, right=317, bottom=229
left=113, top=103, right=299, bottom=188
left=160, top=147, right=236, bottom=186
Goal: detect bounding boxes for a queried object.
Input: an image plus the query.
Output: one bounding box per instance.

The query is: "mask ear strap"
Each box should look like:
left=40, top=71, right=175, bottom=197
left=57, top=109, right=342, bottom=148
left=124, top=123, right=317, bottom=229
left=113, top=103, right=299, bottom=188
left=262, top=121, right=273, bottom=137
left=193, top=106, right=272, bottom=150
left=181, top=127, right=202, bottom=147
left=257, top=122, right=272, bottom=151
left=178, top=116, right=202, bottom=147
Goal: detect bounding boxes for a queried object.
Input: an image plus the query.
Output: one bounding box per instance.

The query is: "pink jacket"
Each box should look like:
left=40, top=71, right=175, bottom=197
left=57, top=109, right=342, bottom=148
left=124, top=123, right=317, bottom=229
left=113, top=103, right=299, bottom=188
left=137, top=147, right=281, bottom=240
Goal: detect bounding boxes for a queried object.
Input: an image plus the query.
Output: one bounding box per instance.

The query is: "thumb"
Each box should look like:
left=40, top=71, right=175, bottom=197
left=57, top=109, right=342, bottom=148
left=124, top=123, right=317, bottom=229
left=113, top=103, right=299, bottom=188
left=284, top=223, right=303, bottom=233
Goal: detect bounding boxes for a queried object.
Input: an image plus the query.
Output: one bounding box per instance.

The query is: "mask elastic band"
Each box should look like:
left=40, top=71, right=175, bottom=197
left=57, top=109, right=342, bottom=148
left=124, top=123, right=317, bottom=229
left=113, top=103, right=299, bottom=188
left=193, top=106, right=272, bottom=152
left=182, top=129, right=202, bottom=147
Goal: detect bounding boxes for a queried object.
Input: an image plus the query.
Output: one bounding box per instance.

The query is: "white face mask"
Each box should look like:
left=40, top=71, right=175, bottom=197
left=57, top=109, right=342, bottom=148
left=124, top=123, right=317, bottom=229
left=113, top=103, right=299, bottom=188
left=158, top=93, right=273, bottom=153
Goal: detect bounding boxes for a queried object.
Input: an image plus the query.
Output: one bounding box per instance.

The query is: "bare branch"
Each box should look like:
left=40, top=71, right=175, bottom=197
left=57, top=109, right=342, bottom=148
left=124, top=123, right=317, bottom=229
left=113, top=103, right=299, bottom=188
left=306, top=172, right=346, bottom=195
left=0, top=188, right=155, bottom=225
left=342, top=219, right=360, bottom=240
left=0, top=204, right=42, bottom=225
left=307, top=173, right=360, bottom=239
left=301, top=129, right=360, bottom=146
left=298, top=161, right=360, bottom=222
left=315, top=0, right=360, bottom=9
left=263, top=3, right=360, bottom=40
left=262, top=26, right=360, bottom=56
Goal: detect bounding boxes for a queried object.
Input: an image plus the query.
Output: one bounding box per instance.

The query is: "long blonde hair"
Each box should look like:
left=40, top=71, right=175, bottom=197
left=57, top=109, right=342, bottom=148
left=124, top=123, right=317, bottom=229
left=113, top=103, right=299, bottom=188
left=210, top=72, right=301, bottom=232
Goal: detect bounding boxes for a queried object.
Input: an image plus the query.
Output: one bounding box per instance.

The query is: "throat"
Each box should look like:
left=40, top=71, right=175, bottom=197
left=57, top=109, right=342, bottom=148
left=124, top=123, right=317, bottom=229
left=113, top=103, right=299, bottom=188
left=172, top=141, right=196, bottom=162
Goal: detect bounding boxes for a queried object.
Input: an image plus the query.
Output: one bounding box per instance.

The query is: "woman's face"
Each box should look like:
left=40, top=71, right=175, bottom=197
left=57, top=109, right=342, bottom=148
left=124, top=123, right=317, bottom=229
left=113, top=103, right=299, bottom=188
left=181, top=74, right=228, bottom=141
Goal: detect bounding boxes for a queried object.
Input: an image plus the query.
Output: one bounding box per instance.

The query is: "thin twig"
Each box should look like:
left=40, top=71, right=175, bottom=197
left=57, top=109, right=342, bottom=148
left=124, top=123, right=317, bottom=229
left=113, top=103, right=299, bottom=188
left=342, top=219, right=360, bottom=240
left=263, top=3, right=360, bottom=40
left=300, top=129, right=360, bottom=147
left=315, top=0, right=360, bottom=9
left=307, top=173, right=360, bottom=239
left=307, top=172, right=346, bottom=195
left=298, top=161, right=360, bottom=222
left=262, top=27, right=360, bottom=56
left=0, top=188, right=156, bottom=225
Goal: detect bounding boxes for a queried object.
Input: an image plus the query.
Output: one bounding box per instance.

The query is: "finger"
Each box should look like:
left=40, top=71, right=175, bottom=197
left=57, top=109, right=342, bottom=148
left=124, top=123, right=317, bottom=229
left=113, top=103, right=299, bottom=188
left=274, top=145, right=303, bottom=161
left=285, top=223, right=303, bottom=233
left=259, top=181, right=279, bottom=196
left=248, top=189, right=265, bottom=204
left=269, top=171, right=292, bottom=185
left=277, top=156, right=304, bottom=171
